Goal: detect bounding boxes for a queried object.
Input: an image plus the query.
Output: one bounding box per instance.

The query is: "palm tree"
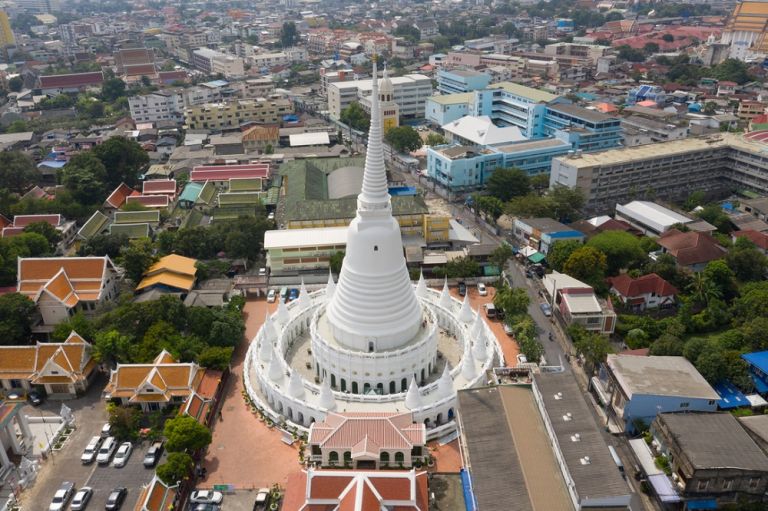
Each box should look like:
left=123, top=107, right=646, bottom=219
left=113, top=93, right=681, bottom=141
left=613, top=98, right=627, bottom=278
left=688, top=273, right=721, bottom=307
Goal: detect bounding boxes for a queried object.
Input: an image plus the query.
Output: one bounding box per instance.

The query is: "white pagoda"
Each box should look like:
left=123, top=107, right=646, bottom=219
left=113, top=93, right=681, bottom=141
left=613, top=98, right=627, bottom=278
left=245, top=60, right=503, bottom=438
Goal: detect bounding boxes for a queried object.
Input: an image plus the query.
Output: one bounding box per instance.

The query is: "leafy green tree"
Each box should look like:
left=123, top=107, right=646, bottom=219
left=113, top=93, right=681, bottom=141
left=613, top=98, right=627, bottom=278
left=695, top=204, right=732, bottom=233
left=23, top=221, right=61, bottom=248
left=741, top=317, right=768, bottom=352
left=643, top=42, right=660, bottom=55
left=7, top=76, right=23, bottom=92
left=529, top=173, right=550, bottom=192
left=92, top=136, right=149, bottom=188
left=563, top=246, right=607, bottom=290
left=6, top=120, right=28, bottom=133
left=101, top=77, right=127, bottom=102
left=0, top=151, right=39, bottom=195
left=661, top=34, right=674, bottom=43
left=476, top=195, right=504, bottom=221
left=494, top=285, right=530, bottom=318
left=280, top=21, right=299, bottom=48
left=393, top=24, right=420, bottom=42
left=330, top=251, right=345, bottom=274
left=505, top=194, right=552, bottom=218
left=164, top=415, right=212, bottom=452
left=547, top=240, right=581, bottom=272
left=339, top=102, right=370, bottom=131
left=548, top=185, right=585, bottom=222
left=688, top=272, right=722, bottom=308
left=486, top=168, right=530, bottom=202
left=92, top=329, right=132, bottom=365
left=384, top=126, right=422, bottom=153
left=617, top=45, right=646, bottom=62
left=119, top=237, right=157, bottom=284
left=573, top=329, right=612, bottom=375
left=157, top=452, right=194, bottom=485
left=425, top=133, right=446, bottom=146
left=711, top=58, right=752, bottom=85
left=587, top=231, right=647, bottom=276
left=61, top=152, right=108, bottom=203
left=726, top=237, right=768, bottom=282
left=197, top=346, right=234, bottom=370
left=219, top=215, right=272, bottom=260
left=51, top=311, right=95, bottom=342
left=694, top=346, right=727, bottom=384
left=0, top=293, right=36, bottom=344
left=649, top=334, right=683, bottom=356
left=77, top=233, right=128, bottom=258
left=433, top=256, right=481, bottom=278
left=107, top=404, right=142, bottom=441
left=701, top=259, right=737, bottom=299
left=489, top=243, right=513, bottom=271
left=732, top=282, right=768, bottom=324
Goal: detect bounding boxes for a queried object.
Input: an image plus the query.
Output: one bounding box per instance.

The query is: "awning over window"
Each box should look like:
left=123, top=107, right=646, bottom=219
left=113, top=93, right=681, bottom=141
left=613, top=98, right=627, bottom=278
left=528, top=252, right=545, bottom=264
left=686, top=499, right=718, bottom=510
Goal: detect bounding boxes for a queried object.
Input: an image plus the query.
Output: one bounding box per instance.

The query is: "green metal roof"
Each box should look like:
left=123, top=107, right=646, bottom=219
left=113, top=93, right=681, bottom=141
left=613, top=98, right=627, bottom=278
left=229, top=178, right=263, bottom=192
left=287, top=195, right=429, bottom=222
left=179, top=182, right=204, bottom=203
left=528, top=252, right=546, bottom=264
left=114, top=210, right=160, bottom=225
left=180, top=209, right=203, bottom=229
left=264, top=187, right=279, bottom=206
left=109, top=223, right=151, bottom=239
left=197, top=181, right=216, bottom=205
left=78, top=211, right=109, bottom=240
left=219, top=191, right=264, bottom=205
left=212, top=206, right=257, bottom=221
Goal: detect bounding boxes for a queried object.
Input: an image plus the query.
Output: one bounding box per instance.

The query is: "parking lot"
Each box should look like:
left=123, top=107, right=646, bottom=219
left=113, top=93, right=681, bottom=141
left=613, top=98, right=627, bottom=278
left=18, top=377, right=159, bottom=511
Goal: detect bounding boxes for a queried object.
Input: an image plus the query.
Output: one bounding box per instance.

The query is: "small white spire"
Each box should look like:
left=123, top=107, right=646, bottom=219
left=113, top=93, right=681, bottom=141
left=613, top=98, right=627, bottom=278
left=438, top=364, right=453, bottom=399
left=297, top=278, right=310, bottom=310
left=439, top=278, right=452, bottom=309
left=268, top=354, right=283, bottom=381
left=263, top=310, right=278, bottom=343
left=472, top=334, right=487, bottom=362
left=458, top=293, right=473, bottom=323
left=405, top=376, right=422, bottom=410
left=470, top=306, right=483, bottom=338
left=277, top=297, right=290, bottom=325
left=461, top=347, right=478, bottom=381
left=318, top=378, right=336, bottom=410
left=415, top=270, right=427, bottom=298
left=259, top=335, right=273, bottom=362
left=288, top=370, right=305, bottom=399
left=325, top=270, right=336, bottom=301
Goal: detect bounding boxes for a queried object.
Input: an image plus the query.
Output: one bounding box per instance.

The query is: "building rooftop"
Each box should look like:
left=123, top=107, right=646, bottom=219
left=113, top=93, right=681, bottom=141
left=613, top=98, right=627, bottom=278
left=264, top=226, right=348, bottom=249
left=494, top=137, right=570, bottom=154
left=547, top=102, right=616, bottom=123
left=427, top=92, right=473, bottom=105
left=607, top=354, right=719, bottom=401
left=457, top=385, right=572, bottom=511
left=442, top=115, right=526, bottom=146
left=517, top=217, right=573, bottom=233
left=655, top=412, right=768, bottom=472
left=616, top=201, right=692, bottom=232
left=534, top=372, right=633, bottom=506
left=489, top=81, right=559, bottom=103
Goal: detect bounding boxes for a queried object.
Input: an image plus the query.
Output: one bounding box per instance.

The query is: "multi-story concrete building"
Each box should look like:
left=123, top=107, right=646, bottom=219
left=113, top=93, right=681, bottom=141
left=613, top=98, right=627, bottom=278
left=436, top=69, right=491, bottom=95
left=543, top=42, right=610, bottom=66
left=191, top=48, right=245, bottom=77
left=0, top=11, right=15, bottom=47
left=327, top=74, right=432, bottom=120
left=239, top=78, right=275, bottom=99
left=621, top=115, right=690, bottom=146
left=129, top=91, right=184, bottom=125
left=549, top=132, right=768, bottom=214
left=184, top=98, right=292, bottom=130
left=424, top=93, right=473, bottom=126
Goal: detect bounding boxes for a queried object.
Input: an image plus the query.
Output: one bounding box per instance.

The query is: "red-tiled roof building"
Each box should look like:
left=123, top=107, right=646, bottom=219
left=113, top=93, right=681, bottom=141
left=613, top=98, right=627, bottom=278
left=657, top=229, right=726, bottom=271
left=732, top=230, right=768, bottom=253
left=38, top=72, right=104, bottom=94
left=189, top=163, right=270, bottom=184
left=609, top=273, right=678, bottom=312
left=104, top=183, right=139, bottom=209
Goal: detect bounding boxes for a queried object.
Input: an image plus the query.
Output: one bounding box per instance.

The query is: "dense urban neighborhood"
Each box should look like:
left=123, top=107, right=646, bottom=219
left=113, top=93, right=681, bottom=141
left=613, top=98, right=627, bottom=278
left=2, top=0, right=768, bottom=510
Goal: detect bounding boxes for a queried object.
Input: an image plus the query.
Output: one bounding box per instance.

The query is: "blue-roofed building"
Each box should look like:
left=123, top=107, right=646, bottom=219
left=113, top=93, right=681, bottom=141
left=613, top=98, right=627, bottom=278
left=713, top=381, right=750, bottom=410
left=742, top=352, right=768, bottom=394
left=627, top=85, right=666, bottom=106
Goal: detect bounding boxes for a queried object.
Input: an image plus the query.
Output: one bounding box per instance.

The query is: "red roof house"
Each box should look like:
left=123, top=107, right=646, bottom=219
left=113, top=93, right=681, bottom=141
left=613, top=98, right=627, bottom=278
left=732, top=230, right=768, bottom=253
left=104, top=183, right=139, bottom=209
left=609, top=273, right=678, bottom=312
left=142, top=179, right=177, bottom=199
left=189, top=163, right=270, bottom=183
left=38, top=72, right=104, bottom=93
left=657, top=229, right=726, bottom=271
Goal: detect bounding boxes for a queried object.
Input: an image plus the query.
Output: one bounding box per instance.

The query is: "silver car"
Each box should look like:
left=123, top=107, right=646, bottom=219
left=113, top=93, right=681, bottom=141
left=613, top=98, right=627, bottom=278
left=70, top=487, right=93, bottom=510
left=48, top=481, right=74, bottom=511
left=112, top=442, right=133, bottom=468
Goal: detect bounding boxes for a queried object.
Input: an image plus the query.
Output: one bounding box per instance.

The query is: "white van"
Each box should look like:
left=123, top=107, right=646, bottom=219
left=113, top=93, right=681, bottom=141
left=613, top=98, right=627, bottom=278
left=81, top=436, right=102, bottom=464
left=96, top=436, right=117, bottom=465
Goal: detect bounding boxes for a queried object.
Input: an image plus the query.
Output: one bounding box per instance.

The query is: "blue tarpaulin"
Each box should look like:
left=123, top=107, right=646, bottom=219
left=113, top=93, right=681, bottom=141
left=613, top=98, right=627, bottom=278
left=714, top=380, right=750, bottom=410
left=686, top=499, right=718, bottom=510
left=459, top=468, right=476, bottom=511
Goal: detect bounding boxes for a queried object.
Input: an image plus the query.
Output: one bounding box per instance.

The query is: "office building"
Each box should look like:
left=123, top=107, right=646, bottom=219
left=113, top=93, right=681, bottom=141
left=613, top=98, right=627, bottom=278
left=436, top=69, right=491, bottom=95
left=721, top=0, right=768, bottom=60
left=184, top=98, right=292, bottom=130
left=549, top=132, right=768, bottom=214
left=424, top=93, right=473, bottom=126
left=327, top=73, right=432, bottom=120
left=128, top=91, right=184, bottom=124
left=191, top=48, right=245, bottom=77
left=0, top=11, right=15, bottom=47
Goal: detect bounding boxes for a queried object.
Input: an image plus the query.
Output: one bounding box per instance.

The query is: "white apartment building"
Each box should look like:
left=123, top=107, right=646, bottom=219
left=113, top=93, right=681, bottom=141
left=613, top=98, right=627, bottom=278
left=327, top=74, right=433, bottom=120
left=128, top=92, right=184, bottom=124
left=192, top=48, right=245, bottom=77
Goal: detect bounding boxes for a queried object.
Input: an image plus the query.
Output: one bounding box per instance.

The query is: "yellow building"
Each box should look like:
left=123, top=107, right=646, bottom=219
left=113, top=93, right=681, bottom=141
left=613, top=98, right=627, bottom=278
left=184, top=98, right=292, bottom=130
left=423, top=215, right=450, bottom=243
left=379, top=68, right=400, bottom=131
left=0, top=11, right=15, bottom=48
left=135, top=254, right=198, bottom=294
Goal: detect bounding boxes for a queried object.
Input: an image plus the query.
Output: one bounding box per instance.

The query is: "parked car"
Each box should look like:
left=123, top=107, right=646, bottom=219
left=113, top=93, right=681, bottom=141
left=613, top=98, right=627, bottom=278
left=484, top=303, right=497, bottom=319
left=253, top=488, right=270, bottom=510
left=190, top=490, right=224, bottom=505
left=143, top=441, right=164, bottom=468
left=266, top=289, right=276, bottom=303
left=105, top=488, right=127, bottom=511
left=70, top=487, right=93, bottom=511
left=267, top=211, right=275, bottom=220
left=5, top=390, right=22, bottom=401
left=503, top=323, right=513, bottom=336
left=458, top=281, right=467, bottom=296
left=287, top=288, right=299, bottom=301
left=100, top=423, right=112, bottom=438
left=112, top=442, right=133, bottom=468
left=539, top=303, right=552, bottom=317
left=81, top=436, right=102, bottom=464
left=48, top=481, right=75, bottom=511
left=96, top=436, right=117, bottom=465
left=279, top=287, right=288, bottom=301
left=27, top=390, right=44, bottom=405
left=477, top=282, right=487, bottom=296
left=258, top=267, right=267, bottom=277
left=192, top=505, right=218, bottom=511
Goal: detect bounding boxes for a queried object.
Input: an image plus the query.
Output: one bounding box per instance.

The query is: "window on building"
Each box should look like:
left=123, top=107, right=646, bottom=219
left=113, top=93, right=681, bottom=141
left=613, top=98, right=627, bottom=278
left=697, top=480, right=709, bottom=491
left=679, top=402, right=690, bottom=408
left=722, top=479, right=734, bottom=491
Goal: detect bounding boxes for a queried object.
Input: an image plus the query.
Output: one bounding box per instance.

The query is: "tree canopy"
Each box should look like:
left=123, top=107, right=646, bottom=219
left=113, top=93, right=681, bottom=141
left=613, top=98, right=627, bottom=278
left=547, top=240, right=582, bottom=273
left=157, top=452, right=194, bottom=485
left=0, top=293, right=36, bottom=344
left=339, top=102, right=370, bottom=132
left=0, top=152, right=39, bottom=195
left=164, top=415, right=212, bottom=452
left=119, top=237, right=157, bottom=284
left=384, top=126, right=422, bottom=153
left=61, top=151, right=108, bottom=204
left=92, top=136, right=149, bottom=188
left=587, top=231, right=648, bottom=276
left=486, top=168, right=530, bottom=202
left=563, top=246, right=607, bottom=290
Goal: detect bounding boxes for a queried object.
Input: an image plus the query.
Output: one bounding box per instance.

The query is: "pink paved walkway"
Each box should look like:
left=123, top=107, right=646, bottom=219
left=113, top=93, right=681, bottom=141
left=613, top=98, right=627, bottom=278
left=201, top=299, right=302, bottom=490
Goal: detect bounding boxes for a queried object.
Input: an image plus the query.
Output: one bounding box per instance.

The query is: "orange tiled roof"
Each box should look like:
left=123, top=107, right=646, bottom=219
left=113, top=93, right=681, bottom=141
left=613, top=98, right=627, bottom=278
left=0, top=331, right=94, bottom=384
left=17, top=256, right=117, bottom=308
left=105, top=350, right=201, bottom=404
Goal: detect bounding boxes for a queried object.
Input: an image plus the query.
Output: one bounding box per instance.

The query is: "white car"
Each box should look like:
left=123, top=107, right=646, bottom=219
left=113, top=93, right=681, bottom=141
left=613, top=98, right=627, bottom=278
left=70, top=487, right=93, bottom=511
left=49, top=482, right=74, bottom=511
left=190, top=490, right=224, bottom=505
left=267, top=289, right=276, bottom=302
left=112, top=442, right=133, bottom=468
left=477, top=282, right=487, bottom=296
left=258, top=267, right=267, bottom=276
